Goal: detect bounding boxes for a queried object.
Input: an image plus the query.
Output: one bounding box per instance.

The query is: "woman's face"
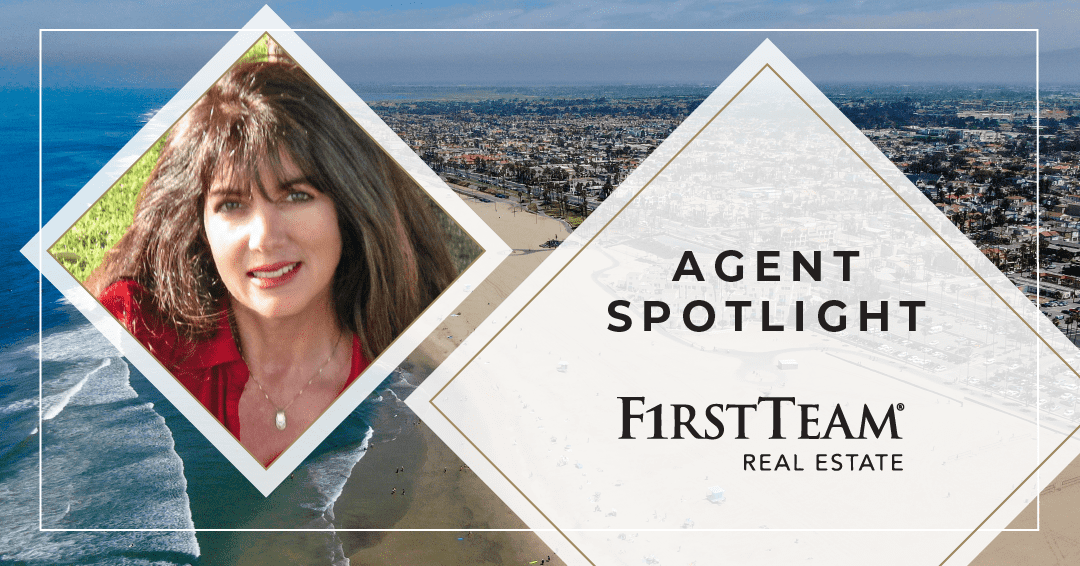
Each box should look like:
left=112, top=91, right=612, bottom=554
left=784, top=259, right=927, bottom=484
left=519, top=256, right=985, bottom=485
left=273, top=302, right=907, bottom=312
left=203, top=152, right=343, bottom=322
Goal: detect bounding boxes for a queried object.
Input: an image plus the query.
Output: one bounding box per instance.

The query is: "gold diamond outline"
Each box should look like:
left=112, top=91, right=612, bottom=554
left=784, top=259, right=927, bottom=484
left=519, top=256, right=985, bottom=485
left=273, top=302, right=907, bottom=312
left=428, top=63, right=1075, bottom=563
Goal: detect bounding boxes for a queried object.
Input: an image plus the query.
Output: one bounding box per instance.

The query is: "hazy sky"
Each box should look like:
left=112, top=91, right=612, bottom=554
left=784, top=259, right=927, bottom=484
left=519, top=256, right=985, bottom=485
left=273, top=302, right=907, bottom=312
left=3, top=1, right=1077, bottom=86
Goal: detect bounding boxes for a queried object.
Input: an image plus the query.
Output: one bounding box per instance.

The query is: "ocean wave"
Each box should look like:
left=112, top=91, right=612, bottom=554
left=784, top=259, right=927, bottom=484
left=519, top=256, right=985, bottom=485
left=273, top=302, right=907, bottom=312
left=0, top=396, right=37, bottom=419
left=311, top=426, right=374, bottom=520
left=4, top=398, right=200, bottom=565
left=66, top=356, right=138, bottom=407
left=139, top=106, right=163, bottom=124
left=392, top=368, right=419, bottom=389
left=30, top=324, right=119, bottom=363
left=1, top=320, right=199, bottom=564
left=274, top=426, right=374, bottom=566
left=2, top=354, right=134, bottom=452
left=41, top=358, right=106, bottom=420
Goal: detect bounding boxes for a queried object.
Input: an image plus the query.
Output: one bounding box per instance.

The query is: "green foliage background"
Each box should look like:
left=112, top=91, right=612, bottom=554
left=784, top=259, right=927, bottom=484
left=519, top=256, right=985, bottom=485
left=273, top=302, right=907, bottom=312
left=49, top=35, right=271, bottom=282
left=49, top=138, right=166, bottom=281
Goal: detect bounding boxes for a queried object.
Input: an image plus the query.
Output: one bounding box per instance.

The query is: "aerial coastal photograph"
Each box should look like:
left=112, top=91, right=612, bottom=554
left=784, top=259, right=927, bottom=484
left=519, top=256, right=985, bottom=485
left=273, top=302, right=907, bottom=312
left=2, top=6, right=1080, bottom=566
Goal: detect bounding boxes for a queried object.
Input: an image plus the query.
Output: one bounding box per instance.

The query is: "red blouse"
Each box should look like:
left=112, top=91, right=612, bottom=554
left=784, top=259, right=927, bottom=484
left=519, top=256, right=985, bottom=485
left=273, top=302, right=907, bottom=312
left=99, top=280, right=369, bottom=439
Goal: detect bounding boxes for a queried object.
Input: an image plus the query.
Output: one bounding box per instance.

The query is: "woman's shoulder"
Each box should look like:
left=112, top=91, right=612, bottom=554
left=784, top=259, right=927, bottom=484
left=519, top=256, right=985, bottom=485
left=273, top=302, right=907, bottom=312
left=98, top=280, right=182, bottom=362
left=99, top=280, right=151, bottom=322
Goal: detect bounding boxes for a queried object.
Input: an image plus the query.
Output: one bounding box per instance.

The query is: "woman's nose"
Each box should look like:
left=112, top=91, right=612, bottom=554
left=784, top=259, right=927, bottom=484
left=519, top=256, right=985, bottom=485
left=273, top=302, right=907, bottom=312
left=247, top=202, right=286, bottom=250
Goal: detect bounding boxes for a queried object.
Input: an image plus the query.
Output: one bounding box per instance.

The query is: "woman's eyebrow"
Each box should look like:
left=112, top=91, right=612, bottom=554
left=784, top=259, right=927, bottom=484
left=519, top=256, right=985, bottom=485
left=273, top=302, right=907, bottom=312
left=278, top=176, right=319, bottom=190
left=206, top=185, right=248, bottom=198
left=206, top=186, right=247, bottom=197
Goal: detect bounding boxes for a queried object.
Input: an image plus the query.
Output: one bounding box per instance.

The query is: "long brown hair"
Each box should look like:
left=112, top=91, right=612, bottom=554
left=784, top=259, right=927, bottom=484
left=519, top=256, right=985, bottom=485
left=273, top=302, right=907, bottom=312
left=88, top=61, right=457, bottom=360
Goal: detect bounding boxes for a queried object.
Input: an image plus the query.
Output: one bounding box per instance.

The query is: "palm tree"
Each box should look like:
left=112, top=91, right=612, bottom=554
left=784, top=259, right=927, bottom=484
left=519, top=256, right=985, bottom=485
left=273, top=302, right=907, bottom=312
left=1018, top=242, right=1036, bottom=273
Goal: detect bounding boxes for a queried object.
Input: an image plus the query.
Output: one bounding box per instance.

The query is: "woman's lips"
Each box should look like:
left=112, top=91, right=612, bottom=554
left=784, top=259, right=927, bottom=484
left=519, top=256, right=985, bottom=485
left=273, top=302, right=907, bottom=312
left=248, top=261, right=301, bottom=288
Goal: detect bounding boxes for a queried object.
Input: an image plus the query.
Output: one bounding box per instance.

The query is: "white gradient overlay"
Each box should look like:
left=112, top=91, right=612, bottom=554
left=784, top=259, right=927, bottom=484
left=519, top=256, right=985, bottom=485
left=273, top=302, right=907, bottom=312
left=409, top=40, right=1077, bottom=565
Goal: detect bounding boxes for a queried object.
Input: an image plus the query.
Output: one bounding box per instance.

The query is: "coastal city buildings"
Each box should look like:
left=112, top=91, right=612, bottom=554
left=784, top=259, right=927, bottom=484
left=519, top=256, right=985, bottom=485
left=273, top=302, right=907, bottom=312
left=369, top=86, right=1080, bottom=335
left=365, top=86, right=1080, bottom=423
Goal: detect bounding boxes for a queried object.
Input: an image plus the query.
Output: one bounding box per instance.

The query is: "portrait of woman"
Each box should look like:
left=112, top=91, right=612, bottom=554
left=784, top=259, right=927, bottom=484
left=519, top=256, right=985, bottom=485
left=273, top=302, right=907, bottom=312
left=86, top=60, right=457, bottom=466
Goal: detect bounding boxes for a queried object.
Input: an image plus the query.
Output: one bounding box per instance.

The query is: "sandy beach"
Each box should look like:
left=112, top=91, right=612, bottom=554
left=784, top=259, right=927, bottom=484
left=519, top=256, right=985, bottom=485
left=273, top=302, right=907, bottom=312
left=335, top=189, right=572, bottom=565
left=974, top=453, right=1080, bottom=564
left=418, top=187, right=573, bottom=364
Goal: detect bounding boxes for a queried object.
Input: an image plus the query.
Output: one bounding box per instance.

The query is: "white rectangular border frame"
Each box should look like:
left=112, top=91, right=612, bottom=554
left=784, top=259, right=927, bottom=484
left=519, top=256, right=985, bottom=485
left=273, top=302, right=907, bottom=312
left=30, top=23, right=1041, bottom=544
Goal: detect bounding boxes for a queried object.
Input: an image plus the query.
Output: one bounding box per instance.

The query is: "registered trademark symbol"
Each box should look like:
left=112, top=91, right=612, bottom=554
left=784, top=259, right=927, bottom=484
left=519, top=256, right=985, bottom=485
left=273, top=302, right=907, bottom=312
left=897, top=403, right=905, bottom=411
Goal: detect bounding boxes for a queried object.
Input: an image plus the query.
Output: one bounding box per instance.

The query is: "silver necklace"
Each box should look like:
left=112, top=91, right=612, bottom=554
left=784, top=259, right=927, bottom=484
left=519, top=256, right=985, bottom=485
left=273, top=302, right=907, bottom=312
left=237, top=325, right=344, bottom=431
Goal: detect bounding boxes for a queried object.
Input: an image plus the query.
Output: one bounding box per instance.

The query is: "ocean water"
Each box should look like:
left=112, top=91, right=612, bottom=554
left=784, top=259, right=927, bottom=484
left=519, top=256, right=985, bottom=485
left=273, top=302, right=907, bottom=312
left=0, top=87, right=393, bottom=565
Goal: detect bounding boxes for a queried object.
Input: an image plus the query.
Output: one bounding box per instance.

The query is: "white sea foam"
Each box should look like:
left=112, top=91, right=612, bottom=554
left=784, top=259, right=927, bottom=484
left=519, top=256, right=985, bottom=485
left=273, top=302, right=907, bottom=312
left=67, top=356, right=137, bottom=407
left=139, top=106, right=162, bottom=124
left=283, top=426, right=373, bottom=566
left=0, top=396, right=37, bottom=418
left=5, top=385, right=200, bottom=564
left=41, top=359, right=105, bottom=420
left=307, top=426, right=375, bottom=519
left=393, top=369, right=418, bottom=389
left=0, top=316, right=200, bottom=564
left=31, top=324, right=119, bottom=363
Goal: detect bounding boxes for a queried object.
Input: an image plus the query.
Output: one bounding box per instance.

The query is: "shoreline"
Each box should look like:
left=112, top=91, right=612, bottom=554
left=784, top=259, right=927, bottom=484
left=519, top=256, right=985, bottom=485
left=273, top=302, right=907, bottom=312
left=334, top=382, right=425, bottom=554
left=338, top=194, right=572, bottom=564
left=347, top=423, right=562, bottom=565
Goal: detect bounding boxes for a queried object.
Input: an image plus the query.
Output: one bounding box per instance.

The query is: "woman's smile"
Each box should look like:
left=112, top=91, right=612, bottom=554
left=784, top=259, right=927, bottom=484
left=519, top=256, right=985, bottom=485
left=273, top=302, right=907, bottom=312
left=247, top=261, right=303, bottom=288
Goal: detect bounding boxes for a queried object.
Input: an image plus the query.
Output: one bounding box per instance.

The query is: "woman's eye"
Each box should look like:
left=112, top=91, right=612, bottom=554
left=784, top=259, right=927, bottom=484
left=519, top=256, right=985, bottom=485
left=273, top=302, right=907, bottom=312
left=216, top=201, right=242, bottom=213
left=285, top=191, right=314, bottom=203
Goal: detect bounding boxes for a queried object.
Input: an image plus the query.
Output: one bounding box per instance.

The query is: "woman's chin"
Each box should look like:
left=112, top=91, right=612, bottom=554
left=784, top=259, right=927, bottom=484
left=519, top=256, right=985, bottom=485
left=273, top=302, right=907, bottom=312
left=234, top=297, right=309, bottom=322
left=257, top=306, right=307, bottom=322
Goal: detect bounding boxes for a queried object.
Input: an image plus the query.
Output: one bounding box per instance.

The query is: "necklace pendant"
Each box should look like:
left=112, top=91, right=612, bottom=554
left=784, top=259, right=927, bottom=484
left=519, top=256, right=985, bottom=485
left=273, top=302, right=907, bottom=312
left=275, top=410, right=287, bottom=431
